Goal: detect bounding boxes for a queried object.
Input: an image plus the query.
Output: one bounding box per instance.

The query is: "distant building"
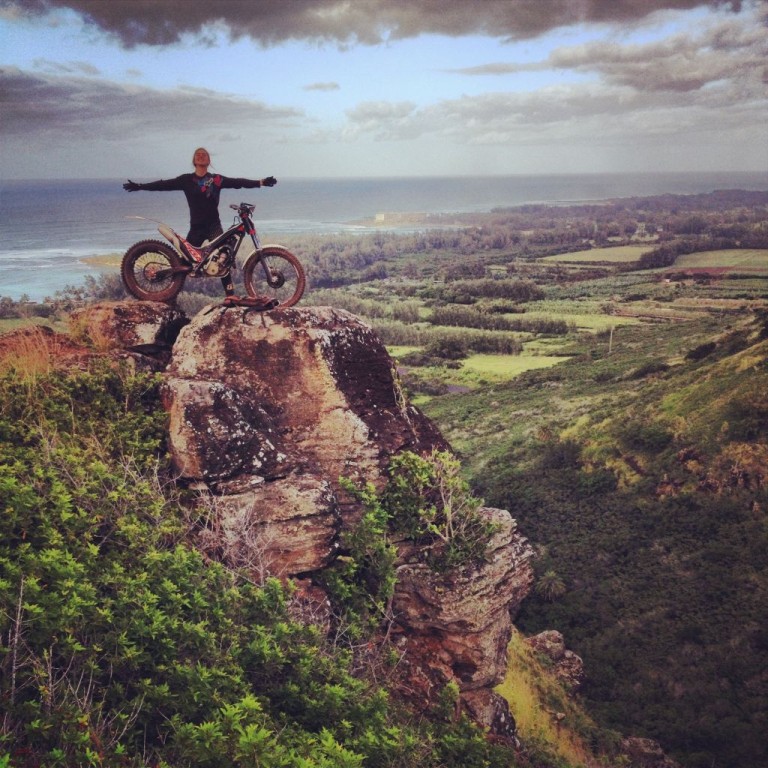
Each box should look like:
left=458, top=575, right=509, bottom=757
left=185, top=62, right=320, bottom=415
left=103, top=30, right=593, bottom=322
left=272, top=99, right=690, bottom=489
left=374, top=212, right=426, bottom=224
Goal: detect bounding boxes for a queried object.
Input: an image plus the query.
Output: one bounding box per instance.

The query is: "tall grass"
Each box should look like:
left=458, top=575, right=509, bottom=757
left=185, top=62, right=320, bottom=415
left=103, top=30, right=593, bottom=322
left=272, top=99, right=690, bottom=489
left=0, top=326, right=68, bottom=383
left=496, top=631, right=606, bottom=768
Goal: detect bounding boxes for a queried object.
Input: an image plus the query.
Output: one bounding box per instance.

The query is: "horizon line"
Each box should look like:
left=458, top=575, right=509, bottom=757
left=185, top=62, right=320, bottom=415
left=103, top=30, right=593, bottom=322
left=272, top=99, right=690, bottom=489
left=3, top=170, right=768, bottom=184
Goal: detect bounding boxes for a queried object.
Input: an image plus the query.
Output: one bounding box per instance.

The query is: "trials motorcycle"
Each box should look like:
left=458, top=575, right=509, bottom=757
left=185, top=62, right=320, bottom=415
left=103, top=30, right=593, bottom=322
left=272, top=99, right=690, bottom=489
left=121, top=202, right=305, bottom=306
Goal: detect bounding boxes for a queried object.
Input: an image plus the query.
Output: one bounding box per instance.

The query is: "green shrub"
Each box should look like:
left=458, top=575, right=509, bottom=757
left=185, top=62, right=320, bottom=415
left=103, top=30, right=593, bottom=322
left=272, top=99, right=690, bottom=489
left=0, top=364, right=519, bottom=768
left=424, top=337, right=469, bottom=360
left=382, top=451, right=499, bottom=571
left=538, top=439, right=582, bottom=470
left=627, top=361, right=670, bottom=380
left=685, top=341, right=717, bottom=362
left=320, top=478, right=398, bottom=638
left=619, top=421, right=674, bottom=452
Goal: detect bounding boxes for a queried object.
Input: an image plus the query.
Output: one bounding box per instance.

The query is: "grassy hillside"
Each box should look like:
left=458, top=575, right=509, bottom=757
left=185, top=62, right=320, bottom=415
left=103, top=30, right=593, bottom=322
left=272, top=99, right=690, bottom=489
left=425, top=313, right=768, bottom=768
left=0, top=331, right=612, bottom=767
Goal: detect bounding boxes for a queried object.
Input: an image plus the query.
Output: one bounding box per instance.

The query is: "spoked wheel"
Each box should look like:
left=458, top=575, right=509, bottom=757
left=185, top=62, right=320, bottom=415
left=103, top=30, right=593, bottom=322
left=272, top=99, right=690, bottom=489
left=121, top=239, right=187, bottom=302
left=243, top=246, right=305, bottom=308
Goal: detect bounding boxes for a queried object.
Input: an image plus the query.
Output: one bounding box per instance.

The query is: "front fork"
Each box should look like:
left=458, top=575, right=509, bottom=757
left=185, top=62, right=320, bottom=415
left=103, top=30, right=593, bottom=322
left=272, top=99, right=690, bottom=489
left=248, top=233, right=275, bottom=286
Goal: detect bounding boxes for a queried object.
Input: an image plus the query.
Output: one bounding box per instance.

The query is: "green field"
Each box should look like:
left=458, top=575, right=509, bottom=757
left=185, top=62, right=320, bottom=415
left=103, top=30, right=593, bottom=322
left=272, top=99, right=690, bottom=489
left=396, top=351, right=571, bottom=406
left=460, top=352, right=570, bottom=379
left=671, top=248, right=768, bottom=272
left=543, top=245, right=651, bottom=263
left=521, top=308, right=638, bottom=332
left=387, top=345, right=421, bottom=358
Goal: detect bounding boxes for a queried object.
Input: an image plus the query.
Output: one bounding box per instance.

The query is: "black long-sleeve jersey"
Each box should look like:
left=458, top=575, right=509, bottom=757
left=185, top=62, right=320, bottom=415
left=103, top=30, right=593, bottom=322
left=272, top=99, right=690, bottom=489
left=139, top=173, right=262, bottom=243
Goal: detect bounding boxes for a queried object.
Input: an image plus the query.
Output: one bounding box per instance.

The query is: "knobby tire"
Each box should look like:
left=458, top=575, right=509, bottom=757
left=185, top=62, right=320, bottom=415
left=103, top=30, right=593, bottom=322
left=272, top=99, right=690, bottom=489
left=243, top=246, right=305, bottom=308
left=121, top=239, right=186, bottom=303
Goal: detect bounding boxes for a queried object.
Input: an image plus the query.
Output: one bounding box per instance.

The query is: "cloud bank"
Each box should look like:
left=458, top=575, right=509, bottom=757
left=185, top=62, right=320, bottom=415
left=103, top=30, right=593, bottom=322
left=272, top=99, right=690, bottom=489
left=450, top=8, right=767, bottom=93
left=0, top=66, right=303, bottom=139
left=5, top=0, right=748, bottom=47
left=2, top=0, right=765, bottom=176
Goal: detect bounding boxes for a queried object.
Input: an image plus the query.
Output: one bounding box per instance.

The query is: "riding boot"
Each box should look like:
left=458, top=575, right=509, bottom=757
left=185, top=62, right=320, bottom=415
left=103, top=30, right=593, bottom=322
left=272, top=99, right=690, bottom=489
left=221, top=276, right=236, bottom=297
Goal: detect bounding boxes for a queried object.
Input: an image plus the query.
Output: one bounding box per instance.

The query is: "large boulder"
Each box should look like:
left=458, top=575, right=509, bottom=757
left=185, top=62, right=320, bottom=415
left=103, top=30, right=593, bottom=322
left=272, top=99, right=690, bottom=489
left=161, top=305, right=448, bottom=575
left=79, top=300, right=536, bottom=740
left=526, top=630, right=585, bottom=692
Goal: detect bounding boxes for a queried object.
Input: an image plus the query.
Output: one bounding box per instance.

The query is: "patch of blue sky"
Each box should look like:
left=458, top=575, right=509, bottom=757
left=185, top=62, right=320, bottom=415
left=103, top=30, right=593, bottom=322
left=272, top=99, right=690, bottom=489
left=0, top=1, right=725, bottom=106
left=2, top=10, right=132, bottom=79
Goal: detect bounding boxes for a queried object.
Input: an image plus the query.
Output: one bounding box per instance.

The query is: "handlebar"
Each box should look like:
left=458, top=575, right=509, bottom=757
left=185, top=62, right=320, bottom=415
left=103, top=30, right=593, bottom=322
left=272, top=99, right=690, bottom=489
left=230, top=203, right=255, bottom=213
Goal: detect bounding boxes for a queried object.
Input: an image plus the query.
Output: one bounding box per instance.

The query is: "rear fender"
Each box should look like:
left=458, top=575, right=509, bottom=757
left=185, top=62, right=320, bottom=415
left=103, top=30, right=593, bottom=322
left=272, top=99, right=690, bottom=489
left=158, top=224, right=181, bottom=251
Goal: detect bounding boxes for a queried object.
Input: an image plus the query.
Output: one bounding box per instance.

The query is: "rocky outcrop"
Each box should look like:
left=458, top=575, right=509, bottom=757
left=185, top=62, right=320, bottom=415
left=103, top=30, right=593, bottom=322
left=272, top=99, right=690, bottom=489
left=526, top=630, right=585, bottom=691
left=161, top=304, right=448, bottom=575
left=392, top=507, right=533, bottom=734
left=621, top=737, right=681, bottom=768
left=70, top=300, right=188, bottom=369
left=71, top=300, right=534, bottom=738
left=393, top=509, right=532, bottom=692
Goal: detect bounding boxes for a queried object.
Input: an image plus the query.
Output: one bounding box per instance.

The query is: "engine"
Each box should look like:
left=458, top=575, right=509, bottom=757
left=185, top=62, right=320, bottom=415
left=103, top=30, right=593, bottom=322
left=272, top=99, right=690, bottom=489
left=202, top=244, right=234, bottom=277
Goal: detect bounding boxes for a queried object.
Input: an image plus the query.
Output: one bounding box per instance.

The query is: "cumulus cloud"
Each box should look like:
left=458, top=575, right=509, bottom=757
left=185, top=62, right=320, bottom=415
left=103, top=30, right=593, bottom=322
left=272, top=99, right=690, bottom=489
left=32, top=58, right=100, bottom=75
left=343, top=78, right=767, bottom=148
left=0, top=66, right=304, bottom=138
left=339, top=3, right=766, bottom=151
left=303, top=81, right=340, bottom=92
left=551, top=16, right=766, bottom=91
left=451, top=6, right=767, bottom=93
left=5, top=0, right=747, bottom=47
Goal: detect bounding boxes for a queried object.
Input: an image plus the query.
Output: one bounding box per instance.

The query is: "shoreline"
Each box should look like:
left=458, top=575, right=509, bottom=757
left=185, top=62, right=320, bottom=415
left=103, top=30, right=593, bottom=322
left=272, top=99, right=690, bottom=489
left=81, top=254, right=123, bottom=267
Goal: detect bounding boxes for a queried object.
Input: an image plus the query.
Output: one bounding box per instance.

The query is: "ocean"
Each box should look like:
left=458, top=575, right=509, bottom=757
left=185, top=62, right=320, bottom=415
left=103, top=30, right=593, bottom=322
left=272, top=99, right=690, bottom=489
left=1, top=172, right=766, bottom=301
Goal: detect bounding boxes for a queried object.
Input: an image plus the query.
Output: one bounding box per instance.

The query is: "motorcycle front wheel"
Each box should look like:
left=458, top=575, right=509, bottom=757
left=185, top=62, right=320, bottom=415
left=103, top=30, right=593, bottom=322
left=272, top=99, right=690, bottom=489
left=121, top=239, right=187, bottom=302
left=243, top=246, right=305, bottom=308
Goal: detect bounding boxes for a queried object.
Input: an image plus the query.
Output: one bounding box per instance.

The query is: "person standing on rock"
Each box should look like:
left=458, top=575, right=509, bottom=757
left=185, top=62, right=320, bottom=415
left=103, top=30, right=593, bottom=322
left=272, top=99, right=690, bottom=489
left=123, top=147, right=276, bottom=301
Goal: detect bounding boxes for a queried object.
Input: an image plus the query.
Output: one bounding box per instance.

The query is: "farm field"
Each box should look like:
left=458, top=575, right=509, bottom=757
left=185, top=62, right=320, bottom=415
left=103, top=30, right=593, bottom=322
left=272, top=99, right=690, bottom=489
left=666, top=247, right=768, bottom=273
left=396, top=350, right=572, bottom=404
left=520, top=306, right=638, bottom=332
left=542, top=245, right=651, bottom=263
left=460, top=352, right=570, bottom=378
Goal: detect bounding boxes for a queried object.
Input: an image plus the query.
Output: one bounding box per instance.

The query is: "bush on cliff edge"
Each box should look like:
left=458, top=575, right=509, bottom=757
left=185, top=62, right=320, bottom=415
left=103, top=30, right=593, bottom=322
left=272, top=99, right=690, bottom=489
left=0, top=360, right=522, bottom=768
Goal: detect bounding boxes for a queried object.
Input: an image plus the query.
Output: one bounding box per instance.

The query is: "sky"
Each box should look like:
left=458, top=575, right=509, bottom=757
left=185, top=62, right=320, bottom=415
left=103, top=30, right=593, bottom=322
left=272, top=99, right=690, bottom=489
left=1, top=0, right=767, bottom=180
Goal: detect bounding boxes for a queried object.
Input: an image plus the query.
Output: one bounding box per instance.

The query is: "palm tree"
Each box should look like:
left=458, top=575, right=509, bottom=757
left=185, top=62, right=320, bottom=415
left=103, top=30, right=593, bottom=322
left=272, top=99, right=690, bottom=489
left=535, top=570, right=566, bottom=602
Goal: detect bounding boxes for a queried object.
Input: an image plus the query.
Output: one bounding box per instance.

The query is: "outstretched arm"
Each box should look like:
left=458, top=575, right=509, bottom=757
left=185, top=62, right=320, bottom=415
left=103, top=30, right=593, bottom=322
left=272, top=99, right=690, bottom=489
left=123, top=176, right=185, bottom=192
left=221, top=176, right=277, bottom=189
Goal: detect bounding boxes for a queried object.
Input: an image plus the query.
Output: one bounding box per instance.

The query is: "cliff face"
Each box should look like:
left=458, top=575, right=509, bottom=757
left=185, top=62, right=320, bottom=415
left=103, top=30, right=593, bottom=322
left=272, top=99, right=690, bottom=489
left=72, top=300, right=534, bottom=736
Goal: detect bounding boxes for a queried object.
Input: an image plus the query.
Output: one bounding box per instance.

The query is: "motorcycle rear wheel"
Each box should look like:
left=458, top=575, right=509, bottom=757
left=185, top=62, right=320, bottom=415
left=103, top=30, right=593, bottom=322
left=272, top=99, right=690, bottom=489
left=121, top=239, right=187, bottom=302
left=243, top=246, right=305, bottom=308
